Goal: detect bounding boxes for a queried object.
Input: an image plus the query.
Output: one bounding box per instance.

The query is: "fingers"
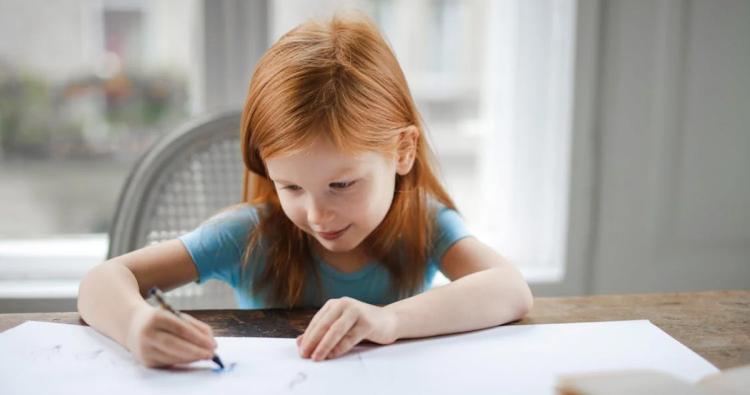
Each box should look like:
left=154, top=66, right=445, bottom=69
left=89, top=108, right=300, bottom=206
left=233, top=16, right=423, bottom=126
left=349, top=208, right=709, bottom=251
left=141, top=313, right=217, bottom=368
left=150, top=330, right=216, bottom=365
left=299, top=297, right=372, bottom=361
left=154, top=310, right=216, bottom=352
left=299, top=299, right=344, bottom=358
left=181, top=313, right=217, bottom=346
left=140, top=348, right=175, bottom=369
left=304, top=301, right=333, bottom=337
left=296, top=298, right=396, bottom=362
left=143, top=345, right=203, bottom=368
left=328, top=328, right=366, bottom=359
left=309, top=309, right=358, bottom=361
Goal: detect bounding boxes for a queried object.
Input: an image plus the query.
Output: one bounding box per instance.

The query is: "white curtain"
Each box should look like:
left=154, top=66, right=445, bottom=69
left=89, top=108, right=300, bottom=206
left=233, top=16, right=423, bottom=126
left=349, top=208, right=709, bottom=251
left=477, top=0, right=575, bottom=282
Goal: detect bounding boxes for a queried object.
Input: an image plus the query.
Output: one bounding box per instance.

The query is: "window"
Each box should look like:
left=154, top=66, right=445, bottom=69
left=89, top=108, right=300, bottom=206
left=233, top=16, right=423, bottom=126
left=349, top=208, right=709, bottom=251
left=0, top=0, right=202, bottom=299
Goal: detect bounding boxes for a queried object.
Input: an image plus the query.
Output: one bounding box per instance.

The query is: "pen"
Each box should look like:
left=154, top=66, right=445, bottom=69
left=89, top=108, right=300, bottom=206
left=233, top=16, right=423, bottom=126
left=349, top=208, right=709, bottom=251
left=148, top=287, right=225, bottom=369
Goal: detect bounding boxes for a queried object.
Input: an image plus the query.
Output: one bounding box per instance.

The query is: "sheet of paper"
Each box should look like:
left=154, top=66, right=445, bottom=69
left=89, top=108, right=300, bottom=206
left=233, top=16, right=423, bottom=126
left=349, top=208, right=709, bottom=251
left=0, top=320, right=717, bottom=394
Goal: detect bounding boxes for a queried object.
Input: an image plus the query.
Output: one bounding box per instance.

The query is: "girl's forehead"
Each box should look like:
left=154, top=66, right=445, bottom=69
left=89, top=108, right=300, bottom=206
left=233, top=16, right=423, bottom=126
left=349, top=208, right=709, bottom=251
left=265, top=137, right=391, bottom=182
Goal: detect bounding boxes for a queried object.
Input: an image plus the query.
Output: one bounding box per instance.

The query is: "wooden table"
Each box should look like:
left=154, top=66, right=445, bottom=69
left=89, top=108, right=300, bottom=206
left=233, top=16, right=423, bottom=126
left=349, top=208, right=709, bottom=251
left=1, top=290, right=747, bottom=370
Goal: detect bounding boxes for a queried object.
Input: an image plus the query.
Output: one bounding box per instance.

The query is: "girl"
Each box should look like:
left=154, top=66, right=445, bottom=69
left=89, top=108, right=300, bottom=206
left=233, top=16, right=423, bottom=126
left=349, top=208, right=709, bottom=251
left=77, top=13, right=533, bottom=368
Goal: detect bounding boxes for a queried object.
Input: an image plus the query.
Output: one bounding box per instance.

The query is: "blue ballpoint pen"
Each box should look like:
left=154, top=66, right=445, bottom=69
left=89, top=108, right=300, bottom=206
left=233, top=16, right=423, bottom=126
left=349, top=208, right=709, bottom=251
left=149, top=287, right=225, bottom=369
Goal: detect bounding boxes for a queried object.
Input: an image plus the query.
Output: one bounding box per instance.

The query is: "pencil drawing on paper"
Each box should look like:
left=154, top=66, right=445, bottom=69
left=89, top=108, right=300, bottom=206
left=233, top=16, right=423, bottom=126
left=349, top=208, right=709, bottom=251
left=75, top=349, right=104, bottom=360
left=30, top=344, right=62, bottom=361
left=288, top=371, right=307, bottom=391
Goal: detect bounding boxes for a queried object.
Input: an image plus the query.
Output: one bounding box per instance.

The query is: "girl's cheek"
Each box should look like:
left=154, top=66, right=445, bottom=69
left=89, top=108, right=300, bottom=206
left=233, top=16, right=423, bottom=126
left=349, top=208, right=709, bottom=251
left=279, top=197, right=306, bottom=227
left=292, top=205, right=309, bottom=227
left=341, top=190, right=368, bottom=214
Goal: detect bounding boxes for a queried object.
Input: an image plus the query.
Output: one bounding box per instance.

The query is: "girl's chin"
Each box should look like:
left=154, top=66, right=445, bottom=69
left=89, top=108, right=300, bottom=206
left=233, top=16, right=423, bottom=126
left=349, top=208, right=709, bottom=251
left=316, top=238, right=356, bottom=252
left=313, top=233, right=365, bottom=253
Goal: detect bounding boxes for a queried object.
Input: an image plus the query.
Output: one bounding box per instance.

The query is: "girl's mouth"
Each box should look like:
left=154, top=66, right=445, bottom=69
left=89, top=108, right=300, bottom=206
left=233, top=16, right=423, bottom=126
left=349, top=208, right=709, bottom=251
left=318, top=224, right=351, bottom=240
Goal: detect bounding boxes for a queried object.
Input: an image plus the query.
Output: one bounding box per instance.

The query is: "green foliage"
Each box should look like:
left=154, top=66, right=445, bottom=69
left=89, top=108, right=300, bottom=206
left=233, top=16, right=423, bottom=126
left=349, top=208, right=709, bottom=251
left=0, top=65, right=188, bottom=159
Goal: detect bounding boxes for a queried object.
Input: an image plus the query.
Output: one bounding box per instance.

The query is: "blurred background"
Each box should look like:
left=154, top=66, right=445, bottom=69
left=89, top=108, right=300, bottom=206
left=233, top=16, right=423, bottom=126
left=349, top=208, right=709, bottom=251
left=0, top=0, right=748, bottom=312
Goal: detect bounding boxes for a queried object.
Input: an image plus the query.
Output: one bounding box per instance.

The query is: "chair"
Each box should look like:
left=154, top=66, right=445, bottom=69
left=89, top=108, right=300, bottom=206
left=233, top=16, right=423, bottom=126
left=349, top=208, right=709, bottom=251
left=108, top=110, right=244, bottom=309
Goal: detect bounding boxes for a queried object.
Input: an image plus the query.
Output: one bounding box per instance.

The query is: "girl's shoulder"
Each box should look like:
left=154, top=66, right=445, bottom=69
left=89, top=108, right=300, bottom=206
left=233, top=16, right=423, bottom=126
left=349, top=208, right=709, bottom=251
left=179, top=204, right=267, bottom=287
left=427, top=198, right=471, bottom=262
left=427, top=198, right=461, bottom=223
left=205, top=203, right=261, bottom=224
left=193, top=203, right=266, bottom=241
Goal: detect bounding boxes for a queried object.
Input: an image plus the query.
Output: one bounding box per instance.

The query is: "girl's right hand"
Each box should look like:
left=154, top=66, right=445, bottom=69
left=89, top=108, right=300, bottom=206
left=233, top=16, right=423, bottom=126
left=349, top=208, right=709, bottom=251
left=125, top=304, right=218, bottom=368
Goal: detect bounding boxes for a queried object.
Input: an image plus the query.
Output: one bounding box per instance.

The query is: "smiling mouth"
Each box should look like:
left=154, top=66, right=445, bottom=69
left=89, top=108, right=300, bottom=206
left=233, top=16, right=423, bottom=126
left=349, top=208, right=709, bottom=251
left=317, top=224, right=351, bottom=240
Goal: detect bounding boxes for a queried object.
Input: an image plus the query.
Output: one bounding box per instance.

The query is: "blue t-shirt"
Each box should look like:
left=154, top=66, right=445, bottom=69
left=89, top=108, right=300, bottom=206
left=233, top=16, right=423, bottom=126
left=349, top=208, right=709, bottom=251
left=178, top=204, right=471, bottom=309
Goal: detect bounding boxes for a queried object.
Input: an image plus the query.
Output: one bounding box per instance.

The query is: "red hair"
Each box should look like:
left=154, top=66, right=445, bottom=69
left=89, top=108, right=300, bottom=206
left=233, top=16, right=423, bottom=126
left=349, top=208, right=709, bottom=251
left=240, top=13, right=456, bottom=307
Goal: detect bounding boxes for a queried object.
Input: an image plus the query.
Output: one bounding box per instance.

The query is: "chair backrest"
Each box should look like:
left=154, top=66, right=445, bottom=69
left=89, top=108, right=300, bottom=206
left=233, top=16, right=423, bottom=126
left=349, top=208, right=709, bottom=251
left=108, top=110, right=244, bottom=309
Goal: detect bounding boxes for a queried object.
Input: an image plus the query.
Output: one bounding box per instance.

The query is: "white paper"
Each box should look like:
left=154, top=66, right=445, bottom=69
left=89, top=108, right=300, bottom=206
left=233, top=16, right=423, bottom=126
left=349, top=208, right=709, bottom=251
left=0, top=320, right=718, bottom=394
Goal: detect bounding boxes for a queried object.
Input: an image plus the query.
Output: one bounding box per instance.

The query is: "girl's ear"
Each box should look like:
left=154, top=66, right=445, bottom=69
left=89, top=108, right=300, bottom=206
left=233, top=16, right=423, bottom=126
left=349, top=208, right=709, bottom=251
left=396, top=126, right=419, bottom=176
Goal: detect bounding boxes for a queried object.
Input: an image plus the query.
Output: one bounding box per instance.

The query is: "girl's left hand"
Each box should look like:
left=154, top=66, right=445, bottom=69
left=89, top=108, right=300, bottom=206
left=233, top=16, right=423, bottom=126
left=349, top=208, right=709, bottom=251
left=297, top=297, right=398, bottom=361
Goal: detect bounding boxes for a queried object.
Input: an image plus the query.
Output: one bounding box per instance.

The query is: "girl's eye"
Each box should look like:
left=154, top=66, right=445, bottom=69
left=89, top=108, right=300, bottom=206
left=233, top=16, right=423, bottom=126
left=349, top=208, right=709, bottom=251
left=330, top=180, right=357, bottom=190
left=283, top=185, right=302, bottom=191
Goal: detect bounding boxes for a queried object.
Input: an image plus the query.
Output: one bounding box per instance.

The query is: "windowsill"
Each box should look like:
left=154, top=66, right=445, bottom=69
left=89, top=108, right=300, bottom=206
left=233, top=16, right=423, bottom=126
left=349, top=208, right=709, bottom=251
left=0, top=234, right=107, bottom=299
left=0, top=279, right=82, bottom=299
left=521, top=266, right=565, bottom=284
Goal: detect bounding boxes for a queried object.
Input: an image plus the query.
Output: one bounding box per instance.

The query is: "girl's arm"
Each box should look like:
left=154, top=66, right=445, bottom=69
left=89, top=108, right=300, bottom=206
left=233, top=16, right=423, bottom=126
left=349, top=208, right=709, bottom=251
left=386, top=236, right=533, bottom=339
left=77, top=239, right=217, bottom=367
left=297, top=236, right=533, bottom=361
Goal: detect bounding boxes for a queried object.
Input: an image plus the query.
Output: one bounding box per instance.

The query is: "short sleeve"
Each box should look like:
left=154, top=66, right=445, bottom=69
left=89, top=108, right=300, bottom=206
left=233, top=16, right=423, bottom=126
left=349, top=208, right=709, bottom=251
left=178, top=205, right=259, bottom=287
left=430, top=206, right=472, bottom=267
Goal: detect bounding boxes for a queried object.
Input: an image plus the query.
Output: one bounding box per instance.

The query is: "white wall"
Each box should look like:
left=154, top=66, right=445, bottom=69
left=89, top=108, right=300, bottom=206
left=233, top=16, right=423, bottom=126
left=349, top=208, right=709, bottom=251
left=566, top=0, right=750, bottom=295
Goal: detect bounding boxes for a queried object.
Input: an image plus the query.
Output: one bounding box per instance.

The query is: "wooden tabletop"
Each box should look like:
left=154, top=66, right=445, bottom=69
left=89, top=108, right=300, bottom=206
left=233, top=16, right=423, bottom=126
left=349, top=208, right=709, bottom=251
left=1, top=290, right=747, bottom=370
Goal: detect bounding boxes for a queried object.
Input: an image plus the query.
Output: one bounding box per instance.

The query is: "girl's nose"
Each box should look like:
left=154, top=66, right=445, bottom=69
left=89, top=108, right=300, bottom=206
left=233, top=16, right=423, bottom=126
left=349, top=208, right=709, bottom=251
left=306, top=197, right=334, bottom=228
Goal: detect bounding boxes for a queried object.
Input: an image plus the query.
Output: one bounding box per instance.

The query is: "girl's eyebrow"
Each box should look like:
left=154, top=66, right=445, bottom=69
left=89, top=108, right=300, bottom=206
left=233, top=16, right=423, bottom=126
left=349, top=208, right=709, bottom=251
left=271, top=167, right=358, bottom=185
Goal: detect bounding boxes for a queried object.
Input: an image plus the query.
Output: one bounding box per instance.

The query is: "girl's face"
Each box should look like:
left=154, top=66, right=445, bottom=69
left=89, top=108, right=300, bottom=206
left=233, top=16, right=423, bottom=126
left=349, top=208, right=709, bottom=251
left=265, top=136, right=398, bottom=255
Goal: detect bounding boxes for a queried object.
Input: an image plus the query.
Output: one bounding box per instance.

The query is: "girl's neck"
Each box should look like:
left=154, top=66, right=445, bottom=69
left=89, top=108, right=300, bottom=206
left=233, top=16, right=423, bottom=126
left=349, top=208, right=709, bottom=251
left=310, top=240, right=371, bottom=274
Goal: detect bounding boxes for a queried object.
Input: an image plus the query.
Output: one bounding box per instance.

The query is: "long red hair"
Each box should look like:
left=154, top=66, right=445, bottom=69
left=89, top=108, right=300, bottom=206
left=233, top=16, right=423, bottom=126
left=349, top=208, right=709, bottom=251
left=240, top=13, right=456, bottom=307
